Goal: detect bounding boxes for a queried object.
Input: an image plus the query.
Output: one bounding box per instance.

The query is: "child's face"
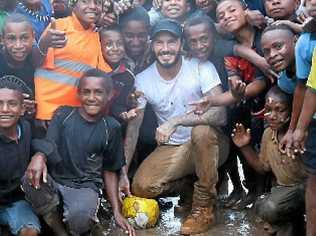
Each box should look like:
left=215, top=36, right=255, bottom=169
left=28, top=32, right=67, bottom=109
left=0, top=88, right=24, bottom=129
left=264, top=0, right=299, bottom=20
left=216, top=0, right=247, bottom=33
left=101, top=30, right=125, bottom=67
left=195, top=0, right=217, bottom=14
left=306, top=0, right=316, bottom=18
left=161, top=0, right=188, bottom=21
left=73, top=0, right=102, bottom=28
left=122, top=20, right=148, bottom=59
left=264, top=96, right=290, bottom=131
left=3, top=22, right=34, bottom=63
left=261, top=29, right=295, bottom=73
left=53, top=0, right=69, bottom=15
left=185, top=23, right=215, bottom=61
left=78, top=76, right=110, bottom=119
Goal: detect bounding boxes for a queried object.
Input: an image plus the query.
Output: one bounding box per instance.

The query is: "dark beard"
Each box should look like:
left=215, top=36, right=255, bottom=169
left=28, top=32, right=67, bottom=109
left=156, top=52, right=181, bottom=69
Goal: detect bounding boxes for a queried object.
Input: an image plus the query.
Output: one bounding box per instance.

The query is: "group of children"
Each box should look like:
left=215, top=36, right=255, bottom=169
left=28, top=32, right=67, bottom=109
left=0, top=0, right=316, bottom=235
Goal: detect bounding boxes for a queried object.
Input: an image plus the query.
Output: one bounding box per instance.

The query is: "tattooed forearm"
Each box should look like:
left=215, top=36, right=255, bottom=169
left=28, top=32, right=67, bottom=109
left=124, top=109, right=144, bottom=170
left=170, top=85, right=227, bottom=127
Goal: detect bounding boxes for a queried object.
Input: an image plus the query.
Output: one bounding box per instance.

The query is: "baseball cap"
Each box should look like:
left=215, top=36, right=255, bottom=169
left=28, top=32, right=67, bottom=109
left=151, top=19, right=183, bottom=39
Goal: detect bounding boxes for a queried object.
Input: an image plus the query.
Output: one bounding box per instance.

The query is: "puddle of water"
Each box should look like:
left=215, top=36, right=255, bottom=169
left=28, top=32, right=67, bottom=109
left=99, top=159, right=265, bottom=235
left=99, top=197, right=265, bottom=236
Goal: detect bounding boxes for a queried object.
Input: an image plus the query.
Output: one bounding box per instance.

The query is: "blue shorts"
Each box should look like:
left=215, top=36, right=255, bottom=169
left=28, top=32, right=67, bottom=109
left=302, top=120, right=316, bottom=175
left=0, top=200, right=41, bottom=235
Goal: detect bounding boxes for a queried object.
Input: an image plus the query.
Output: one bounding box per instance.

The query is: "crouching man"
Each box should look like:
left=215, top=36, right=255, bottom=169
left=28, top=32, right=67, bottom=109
left=124, top=19, right=230, bottom=235
left=22, top=69, right=135, bottom=236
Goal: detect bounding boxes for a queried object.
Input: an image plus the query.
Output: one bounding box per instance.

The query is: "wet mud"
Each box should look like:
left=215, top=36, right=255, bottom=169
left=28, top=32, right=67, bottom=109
left=100, top=197, right=266, bottom=236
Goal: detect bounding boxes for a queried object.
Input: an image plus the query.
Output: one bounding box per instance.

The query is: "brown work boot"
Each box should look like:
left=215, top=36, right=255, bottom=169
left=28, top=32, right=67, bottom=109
left=180, top=206, right=215, bottom=235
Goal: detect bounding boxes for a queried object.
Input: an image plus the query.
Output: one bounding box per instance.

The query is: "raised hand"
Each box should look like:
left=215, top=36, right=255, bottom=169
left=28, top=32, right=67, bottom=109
left=188, top=97, right=211, bottom=115
left=39, top=18, right=67, bottom=52
left=245, top=9, right=266, bottom=29
left=231, top=123, right=251, bottom=148
left=229, top=78, right=246, bottom=101
left=152, top=0, right=162, bottom=9
left=119, top=107, right=142, bottom=121
left=114, top=0, right=134, bottom=15
left=23, top=93, right=36, bottom=115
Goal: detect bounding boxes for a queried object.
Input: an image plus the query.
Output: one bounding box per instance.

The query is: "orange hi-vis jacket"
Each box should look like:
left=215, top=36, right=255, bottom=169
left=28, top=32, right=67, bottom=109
left=35, top=14, right=111, bottom=120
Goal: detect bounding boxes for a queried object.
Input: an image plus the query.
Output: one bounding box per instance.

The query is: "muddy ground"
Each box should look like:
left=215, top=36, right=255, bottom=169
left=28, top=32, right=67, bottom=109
left=100, top=196, right=266, bottom=236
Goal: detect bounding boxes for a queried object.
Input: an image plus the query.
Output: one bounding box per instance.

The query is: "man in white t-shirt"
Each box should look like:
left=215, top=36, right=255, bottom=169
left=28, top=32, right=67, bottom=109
left=124, top=19, right=229, bottom=235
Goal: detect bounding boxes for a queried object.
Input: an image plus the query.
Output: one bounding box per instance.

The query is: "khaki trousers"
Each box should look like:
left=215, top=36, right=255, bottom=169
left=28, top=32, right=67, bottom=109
left=132, top=125, right=230, bottom=207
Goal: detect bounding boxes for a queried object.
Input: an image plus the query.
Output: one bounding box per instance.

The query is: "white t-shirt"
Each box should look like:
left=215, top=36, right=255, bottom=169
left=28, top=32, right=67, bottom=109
left=135, top=57, right=221, bottom=145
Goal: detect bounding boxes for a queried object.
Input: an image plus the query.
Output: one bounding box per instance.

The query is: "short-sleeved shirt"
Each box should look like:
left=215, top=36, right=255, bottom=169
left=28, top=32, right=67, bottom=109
left=15, top=0, right=52, bottom=41
left=135, top=57, right=221, bottom=145
left=295, top=32, right=316, bottom=80
left=0, top=51, right=35, bottom=95
left=0, top=120, right=31, bottom=205
left=277, top=70, right=297, bottom=95
left=46, top=106, right=125, bottom=192
left=34, top=14, right=111, bottom=120
left=259, top=128, right=307, bottom=186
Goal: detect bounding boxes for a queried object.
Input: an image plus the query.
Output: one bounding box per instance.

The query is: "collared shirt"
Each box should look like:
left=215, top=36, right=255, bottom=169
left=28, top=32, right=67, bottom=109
left=34, top=14, right=112, bottom=120
left=259, top=128, right=307, bottom=186
left=0, top=120, right=31, bottom=205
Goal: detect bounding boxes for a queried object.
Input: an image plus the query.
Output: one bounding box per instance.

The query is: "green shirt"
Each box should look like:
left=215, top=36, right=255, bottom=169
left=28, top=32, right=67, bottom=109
left=0, top=10, right=8, bottom=32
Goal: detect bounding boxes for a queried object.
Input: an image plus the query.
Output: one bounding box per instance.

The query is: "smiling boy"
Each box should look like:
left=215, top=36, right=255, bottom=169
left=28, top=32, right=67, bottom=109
left=0, top=14, right=35, bottom=94
left=261, top=25, right=297, bottom=95
left=35, top=0, right=111, bottom=124
left=0, top=75, right=40, bottom=236
left=22, top=69, right=135, bottom=236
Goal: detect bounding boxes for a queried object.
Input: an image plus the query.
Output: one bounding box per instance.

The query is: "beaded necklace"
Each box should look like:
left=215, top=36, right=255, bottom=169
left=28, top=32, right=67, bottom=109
left=17, top=2, right=50, bottom=23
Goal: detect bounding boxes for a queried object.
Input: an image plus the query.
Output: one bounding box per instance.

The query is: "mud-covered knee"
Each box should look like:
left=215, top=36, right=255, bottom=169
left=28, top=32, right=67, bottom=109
left=191, top=126, right=218, bottom=145
left=132, top=179, right=160, bottom=198
left=21, top=175, right=59, bottom=216
left=65, top=210, right=94, bottom=235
